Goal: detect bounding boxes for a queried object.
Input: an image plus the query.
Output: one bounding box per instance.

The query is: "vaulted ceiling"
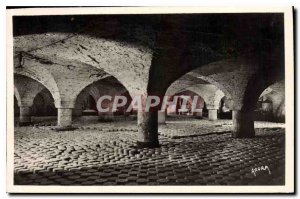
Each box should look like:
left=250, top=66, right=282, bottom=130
left=13, top=13, right=285, bottom=109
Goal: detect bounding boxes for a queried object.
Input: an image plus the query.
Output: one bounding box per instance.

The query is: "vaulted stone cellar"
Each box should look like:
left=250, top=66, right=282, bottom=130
left=13, top=13, right=286, bottom=185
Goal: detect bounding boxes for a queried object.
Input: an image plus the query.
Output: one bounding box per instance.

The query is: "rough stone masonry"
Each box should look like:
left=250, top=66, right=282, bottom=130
left=12, top=13, right=286, bottom=186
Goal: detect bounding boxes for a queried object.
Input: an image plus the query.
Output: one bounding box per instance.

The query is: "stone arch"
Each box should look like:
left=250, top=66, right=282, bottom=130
left=74, top=76, right=130, bottom=117
left=14, top=63, right=61, bottom=107
left=88, top=85, right=101, bottom=103
left=186, top=84, right=225, bottom=109
left=165, top=74, right=208, bottom=96
left=14, top=74, right=57, bottom=125
left=190, top=74, right=232, bottom=102
left=169, top=89, right=206, bottom=116
left=74, top=85, right=97, bottom=117
left=231, top=64, right=284, bottom=138
left=218, top=96, right=233, bottom=119
left=32, top=92, right=46, bottom=116
left=241, top=71, right=284, bottom=115
left=185, top=86, right=225, bottom=120
left=186, top=56, right=279, bottom=110
left=14, top=50, right=114, bottom=109
left=80, top=95, right=98, bottom=116
left=75, top=93, right=98, bottom=117
left=172, top=56, right=260, bottom=108
left=260, top=80, right=285, bottom=98
left=32, top=88, right=57, bottom=116
left=164, top=73, right=227, bottom=121
left=13, top=15, right=284, bottom=146
left=85, top=95, right=97, bottom=110
left=214, top=89, right=226, bottom=109
left=14, top=74, right=47, bottom=107
left=14, top=33, right=153, bottom=96
left=257, top=81, right=285, bottom=122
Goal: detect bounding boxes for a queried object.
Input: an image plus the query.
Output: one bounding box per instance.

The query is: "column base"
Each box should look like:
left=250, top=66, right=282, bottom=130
left=232, top=110, right=255, bottom=138
left=18, top=121, right=32, bottom=127
left=53, top=126, right=78, bottom=132
left=158, top=122, right=166, bottom=125
left=57, top=108, right=73, bottom=127
left=208, top=109, right=218, bottom=121
left=232, top=132, right=255, bottom=138
left=158, top=111, right=166, bottom=125
left=19, top=106, right=32, bottom=126
left=137, top=111, right=160, bottom=148
left=136, top=141, right=160, bottom=148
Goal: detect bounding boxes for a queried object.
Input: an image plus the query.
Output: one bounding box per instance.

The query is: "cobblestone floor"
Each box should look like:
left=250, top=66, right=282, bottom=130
left=14, top=118, right=285, bottom=185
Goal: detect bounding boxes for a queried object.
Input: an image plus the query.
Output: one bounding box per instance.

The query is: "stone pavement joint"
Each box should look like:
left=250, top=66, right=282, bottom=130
left=14, top=119, right=285, bottom=185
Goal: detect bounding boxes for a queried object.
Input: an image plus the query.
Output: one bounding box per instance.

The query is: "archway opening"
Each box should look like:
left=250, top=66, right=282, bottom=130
left=254, top=87, right=285, bottom=123
left=74, top=76, right=133, bottom=123
left=202, top=102, right=208, bottom=118
left=82, top=95, right=98, bottom=116
left=167, top=90, right=205, bottom=119
left=32, top=89, right=57, bottom=117
left=218, top=96, right=232, bottom=119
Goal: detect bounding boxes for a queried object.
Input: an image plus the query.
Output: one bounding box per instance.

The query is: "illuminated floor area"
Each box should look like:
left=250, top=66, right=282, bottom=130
left=14, top=118, right=285, bottom=185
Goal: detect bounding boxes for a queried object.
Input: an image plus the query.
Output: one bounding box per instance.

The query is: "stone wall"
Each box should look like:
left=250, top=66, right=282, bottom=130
left=258, top=91, right=285, bottom=122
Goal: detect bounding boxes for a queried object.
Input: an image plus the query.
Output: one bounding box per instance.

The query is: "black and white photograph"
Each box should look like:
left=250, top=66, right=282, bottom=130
left=6, top=7, right=294, bottom=193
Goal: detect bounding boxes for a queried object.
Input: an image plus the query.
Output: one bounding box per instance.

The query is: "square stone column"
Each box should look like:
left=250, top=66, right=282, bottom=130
left=158, top=111, right=166, bottom=124
left=232, top=110, right=255, bottom=138
left=137, top=111, right=159, bottom=148
left=208, top=109, right=218, bottom=121
left=57, top=108, right=73, bottom=127
left=19, top=106, right=31, bottom=126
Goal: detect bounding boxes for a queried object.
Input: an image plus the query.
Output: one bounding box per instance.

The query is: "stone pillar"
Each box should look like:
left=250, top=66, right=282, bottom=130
left=57, top=108, right=73, bottom=127
left=208, top=109, right=218, bottom=121
left=232, top=110, right=255, bottom=138
left=19, top=106, right=31, bottom=126
left=158, top=111, right=166, bottom=124
left=56, top=100, right=77, bottom=131
left=137, top=111, right=159, bottom=148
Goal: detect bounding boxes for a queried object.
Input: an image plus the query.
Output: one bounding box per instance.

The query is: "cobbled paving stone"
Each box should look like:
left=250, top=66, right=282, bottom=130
left=14, top=119, right=285, bottom=185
